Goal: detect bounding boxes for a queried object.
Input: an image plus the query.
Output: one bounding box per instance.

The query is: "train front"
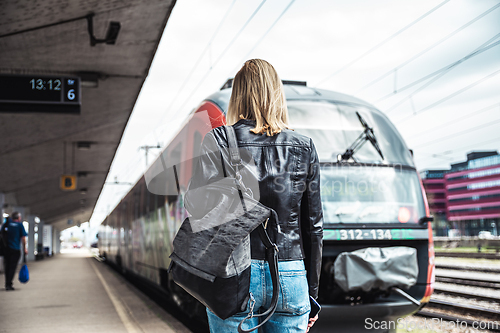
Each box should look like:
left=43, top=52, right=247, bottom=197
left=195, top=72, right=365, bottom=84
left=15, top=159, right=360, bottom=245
left=283, top=88, right=434, bottom=333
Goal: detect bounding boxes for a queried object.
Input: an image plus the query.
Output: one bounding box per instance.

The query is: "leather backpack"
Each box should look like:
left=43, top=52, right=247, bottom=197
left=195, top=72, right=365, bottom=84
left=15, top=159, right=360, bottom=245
left=168, top=126, right=280, bottom=333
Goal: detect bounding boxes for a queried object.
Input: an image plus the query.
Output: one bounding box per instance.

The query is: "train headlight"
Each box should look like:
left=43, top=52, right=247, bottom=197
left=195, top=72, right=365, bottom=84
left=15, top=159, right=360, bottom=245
left=398, top=207, right=411, bottom=223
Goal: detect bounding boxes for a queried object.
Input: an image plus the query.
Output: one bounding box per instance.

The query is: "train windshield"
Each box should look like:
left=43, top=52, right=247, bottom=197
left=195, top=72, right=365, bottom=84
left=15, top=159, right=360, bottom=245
left=287, top=100, right=414, bottom=166
left=320, top=165, right=426, bottom=224
left=287, top=100, right=425, bottom=224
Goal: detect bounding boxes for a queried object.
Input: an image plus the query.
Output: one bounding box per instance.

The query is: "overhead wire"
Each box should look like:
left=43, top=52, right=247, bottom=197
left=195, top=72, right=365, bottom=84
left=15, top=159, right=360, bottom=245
left=406, top=102, right=500, bottom=140
left=411, top=117, right=500, bottom=150
left=229, top=0, right=297, bottom=75
left=378, top=34, right=500, bottom=108
left=358, top=2, right=500, bottom=92
left=162, top=0, right=238, bottom=122
left=97, top=1, right=297, bottom=220
left=118, top=155, right=145, bottom=185
left=93, top=2, right=273, bottom=221
left=314, top=0, right=452, bottom=87
left=174, top=0, right=267, bottom=116
left=415, top=135, right=500, bottom=159
left=415, top=151, right=455, bottom=161
left=414, top=134, right=500, bottom=169
left=396, top=68, right=500, bottom=124
left=106, top=145, right=145, bottom=183
left=91, top=149, right=145, bottom=221
left=95, top=2, right=241, bottom=219
left=419, top=157, right=457, bottom=169
left=454, top=135, right=500, bottom=154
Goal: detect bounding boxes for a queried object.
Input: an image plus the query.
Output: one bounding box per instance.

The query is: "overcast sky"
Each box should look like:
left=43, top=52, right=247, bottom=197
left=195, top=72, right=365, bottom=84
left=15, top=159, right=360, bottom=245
left=89, top=0, right=500, bottom=227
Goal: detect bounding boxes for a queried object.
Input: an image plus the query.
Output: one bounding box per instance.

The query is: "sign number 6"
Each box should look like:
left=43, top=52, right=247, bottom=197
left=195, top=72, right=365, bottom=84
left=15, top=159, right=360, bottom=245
left=67, top=89, right=75, bottom=100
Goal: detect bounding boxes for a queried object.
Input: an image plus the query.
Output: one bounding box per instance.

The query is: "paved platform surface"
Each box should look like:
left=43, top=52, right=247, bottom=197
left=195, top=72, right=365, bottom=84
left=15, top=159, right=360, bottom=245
left=0, top=249, right=191, bottom=333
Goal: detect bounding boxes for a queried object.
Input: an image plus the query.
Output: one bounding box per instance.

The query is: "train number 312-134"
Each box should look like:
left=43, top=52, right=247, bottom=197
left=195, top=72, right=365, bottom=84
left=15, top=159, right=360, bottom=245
left=340, top=229, right=393, bottom=240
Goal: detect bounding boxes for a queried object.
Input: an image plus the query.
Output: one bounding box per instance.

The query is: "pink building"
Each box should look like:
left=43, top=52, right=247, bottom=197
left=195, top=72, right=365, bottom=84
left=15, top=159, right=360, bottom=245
left=422, top=151, right=500, bottom=236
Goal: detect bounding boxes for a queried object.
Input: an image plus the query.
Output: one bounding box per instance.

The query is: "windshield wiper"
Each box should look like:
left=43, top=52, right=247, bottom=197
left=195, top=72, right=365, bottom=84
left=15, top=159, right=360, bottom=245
left=337, top=112, right=385, bottom=162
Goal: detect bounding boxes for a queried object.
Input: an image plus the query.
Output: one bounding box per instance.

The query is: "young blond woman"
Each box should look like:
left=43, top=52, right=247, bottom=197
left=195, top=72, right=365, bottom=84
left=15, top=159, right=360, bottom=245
left=187, top=59, right=323, bottom=332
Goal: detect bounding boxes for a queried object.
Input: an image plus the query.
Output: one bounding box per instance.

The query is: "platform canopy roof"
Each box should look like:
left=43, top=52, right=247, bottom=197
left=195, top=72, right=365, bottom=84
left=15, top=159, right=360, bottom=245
left=0, top=0, right=176, bottom=230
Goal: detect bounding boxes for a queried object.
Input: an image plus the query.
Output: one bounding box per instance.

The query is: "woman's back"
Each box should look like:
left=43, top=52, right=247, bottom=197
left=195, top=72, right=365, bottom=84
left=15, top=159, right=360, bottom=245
left=192, top=118, right=322, bottom=294
left=187, top=59, right=323, bottom=332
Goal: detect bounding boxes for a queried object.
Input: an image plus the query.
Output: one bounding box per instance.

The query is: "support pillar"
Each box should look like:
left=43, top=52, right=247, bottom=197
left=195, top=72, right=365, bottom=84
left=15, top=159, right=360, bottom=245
left=52, top=227, right=57, bottom=255
left=43, top=224, right=52, bottom=256
left=0, top=192, right=5, bottom=219
left=36, top=219, right=44, bottom=260
left=27, top=215, right=36, bottom=261
left=53, top=227, right=61, bottom=255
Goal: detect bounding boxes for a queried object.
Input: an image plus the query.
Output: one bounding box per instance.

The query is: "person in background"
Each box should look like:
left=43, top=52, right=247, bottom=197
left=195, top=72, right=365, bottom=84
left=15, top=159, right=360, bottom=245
left=2, top=211, right=28, bottom=291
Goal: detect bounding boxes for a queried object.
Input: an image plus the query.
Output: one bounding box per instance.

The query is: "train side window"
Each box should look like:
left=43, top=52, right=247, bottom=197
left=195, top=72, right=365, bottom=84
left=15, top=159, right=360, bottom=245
left=134, top=189, right=140, bottom=220
left=157, top=192, right=165, bottom=209
left=192, top=131, right=202, bottom=173
left=146, top=182, right=152, bottom=214
left=170, top=143, right=182, bottom=169
left=166, top=143, right=182, bottom=203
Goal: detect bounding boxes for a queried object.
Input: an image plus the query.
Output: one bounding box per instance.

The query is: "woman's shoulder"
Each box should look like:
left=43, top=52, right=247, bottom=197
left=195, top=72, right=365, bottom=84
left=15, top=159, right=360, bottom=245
left=209, top=126, right=229, bottom=146
left=275, top=128, right=313, bottom=148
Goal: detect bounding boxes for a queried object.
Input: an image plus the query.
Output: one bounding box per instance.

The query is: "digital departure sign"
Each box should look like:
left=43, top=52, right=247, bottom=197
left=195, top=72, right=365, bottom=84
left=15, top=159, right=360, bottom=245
left=0, top=75, right=81, bottom=114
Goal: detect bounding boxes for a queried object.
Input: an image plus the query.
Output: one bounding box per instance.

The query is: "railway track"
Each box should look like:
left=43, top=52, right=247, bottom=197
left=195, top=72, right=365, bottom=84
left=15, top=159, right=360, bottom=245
left=426, top=299, right=500, bottom=319
left=433, top=263, right=500, bottom=303
left=417, top=309, right=500, bottom=332
left=435, top=269, right=500, bottom=289
left=435, top=264, right=500, bottom=274
left=417, top=300, right=500, bottom=332
left=435, top=276, right=500, bottom=289
left=435, top=252, right=500, bottom=260
left=417, top=263, right=500, bottom=331
left=433, top=286, right=500, bottom=304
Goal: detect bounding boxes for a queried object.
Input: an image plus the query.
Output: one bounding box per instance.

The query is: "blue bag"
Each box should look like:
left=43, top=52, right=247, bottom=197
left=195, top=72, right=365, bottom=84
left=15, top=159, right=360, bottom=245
left=19, top=252, right=29, bottom=283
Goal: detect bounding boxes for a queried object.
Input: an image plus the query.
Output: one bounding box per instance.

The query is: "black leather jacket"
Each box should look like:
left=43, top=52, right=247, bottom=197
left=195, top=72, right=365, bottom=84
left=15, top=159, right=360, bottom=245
left=187, top=119, right=323, bottom=299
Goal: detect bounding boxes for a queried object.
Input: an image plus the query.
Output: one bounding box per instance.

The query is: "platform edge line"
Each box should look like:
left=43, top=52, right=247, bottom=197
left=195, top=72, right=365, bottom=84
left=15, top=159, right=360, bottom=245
left=89, top=259, right=143, bottom=333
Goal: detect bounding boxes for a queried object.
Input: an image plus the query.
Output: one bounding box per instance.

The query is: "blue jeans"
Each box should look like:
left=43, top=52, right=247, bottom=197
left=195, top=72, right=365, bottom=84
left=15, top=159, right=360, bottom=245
left=207, top=260, right=311, bottom=333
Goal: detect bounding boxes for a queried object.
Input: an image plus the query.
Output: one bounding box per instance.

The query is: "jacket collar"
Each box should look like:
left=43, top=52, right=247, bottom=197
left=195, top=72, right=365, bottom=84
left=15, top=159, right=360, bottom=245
left=234, top=118, right=256, bottom=127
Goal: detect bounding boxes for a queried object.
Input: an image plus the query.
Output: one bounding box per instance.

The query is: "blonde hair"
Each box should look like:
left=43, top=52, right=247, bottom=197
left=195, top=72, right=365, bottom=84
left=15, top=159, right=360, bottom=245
left=226, top=59, right=290, bottom=136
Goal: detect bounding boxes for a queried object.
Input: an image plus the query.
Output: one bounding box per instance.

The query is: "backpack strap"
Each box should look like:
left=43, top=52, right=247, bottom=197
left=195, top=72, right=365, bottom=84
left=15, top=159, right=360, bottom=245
left=237, top=223, right=279, bottom=333
left=225, top=125, right=243, bottom=167
left=224, top=125, right=244, bottom=186
left=223, top=126, right=280, bottom=333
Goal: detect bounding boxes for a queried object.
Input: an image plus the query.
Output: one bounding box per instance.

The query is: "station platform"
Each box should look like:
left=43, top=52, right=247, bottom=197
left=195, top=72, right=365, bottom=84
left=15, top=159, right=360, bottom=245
left=0, top=249, right=191, bottom=333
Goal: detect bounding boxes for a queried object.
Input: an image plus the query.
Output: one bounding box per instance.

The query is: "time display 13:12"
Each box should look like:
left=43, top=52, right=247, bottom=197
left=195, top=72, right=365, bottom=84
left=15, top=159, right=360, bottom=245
left=0, top=76, right=63, bottom=102
left=30, top=78, right=62, bottom=91
left=0, top=74, right=81, bottom=114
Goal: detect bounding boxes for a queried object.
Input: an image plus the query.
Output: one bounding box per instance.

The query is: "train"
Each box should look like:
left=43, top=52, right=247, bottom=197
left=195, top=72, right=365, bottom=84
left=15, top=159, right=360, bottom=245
left=98, top=80, right=435, bottom=333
